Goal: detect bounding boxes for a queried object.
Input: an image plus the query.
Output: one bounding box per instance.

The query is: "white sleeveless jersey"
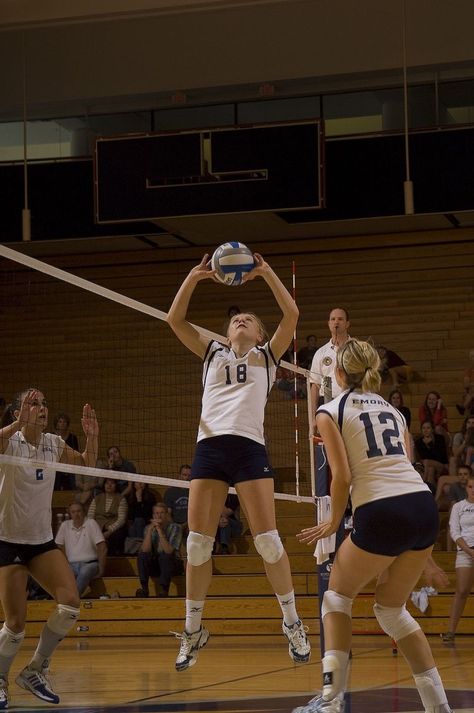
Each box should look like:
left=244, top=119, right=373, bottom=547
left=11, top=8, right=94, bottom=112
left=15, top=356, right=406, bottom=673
left=0, top=431, right=66, bottom=544
left=318, top=390, right=429, bottom=511
left=197, top=340, right=278, bottom=445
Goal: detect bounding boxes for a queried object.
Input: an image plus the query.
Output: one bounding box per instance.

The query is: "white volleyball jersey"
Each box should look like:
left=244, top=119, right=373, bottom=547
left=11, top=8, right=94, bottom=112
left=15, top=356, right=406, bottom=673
left=0, top=431, right=66, bottom=545
left=309, top=340, right=344, bottom=401
left=449, top=499, right=474, bottom=548
left=197, top=340, right=278, bottom=445
left=318, top=390, right=429, bottom=511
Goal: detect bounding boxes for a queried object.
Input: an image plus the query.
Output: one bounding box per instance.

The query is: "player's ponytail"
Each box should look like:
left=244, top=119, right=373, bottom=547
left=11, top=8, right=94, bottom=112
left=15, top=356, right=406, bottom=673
left=337, top=339, right=381, bottom=392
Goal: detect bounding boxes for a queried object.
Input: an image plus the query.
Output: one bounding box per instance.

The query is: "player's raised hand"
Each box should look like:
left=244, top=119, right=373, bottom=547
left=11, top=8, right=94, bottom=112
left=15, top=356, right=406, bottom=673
left=190, top=254, right=217, bottom=281
left=81, top=404, right=99, bottom=437
left=241, top=253, right=269, bottom=282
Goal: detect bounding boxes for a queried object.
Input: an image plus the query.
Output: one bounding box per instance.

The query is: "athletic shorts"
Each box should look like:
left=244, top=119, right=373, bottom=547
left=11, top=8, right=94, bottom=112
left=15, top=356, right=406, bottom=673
left=191, top=435, right=273, bottom=485
left=455, top=549, right=474, bottom=568
left=0, top=538, right=57, bottom=567
left=351, top=491, right=439, bottom=556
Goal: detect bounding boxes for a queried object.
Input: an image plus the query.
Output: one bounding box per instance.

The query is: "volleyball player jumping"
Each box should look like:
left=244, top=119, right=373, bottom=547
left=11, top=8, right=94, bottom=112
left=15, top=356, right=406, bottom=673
left=0, top=389, right=98, bottom=708
left=166, top=253, right=311, bottom=671
left=292, top=339, right=453, bottom=713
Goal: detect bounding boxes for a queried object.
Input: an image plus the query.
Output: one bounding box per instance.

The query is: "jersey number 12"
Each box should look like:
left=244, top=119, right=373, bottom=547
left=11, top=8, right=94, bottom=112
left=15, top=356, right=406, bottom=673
left=359, top=412, right=404, bottom=458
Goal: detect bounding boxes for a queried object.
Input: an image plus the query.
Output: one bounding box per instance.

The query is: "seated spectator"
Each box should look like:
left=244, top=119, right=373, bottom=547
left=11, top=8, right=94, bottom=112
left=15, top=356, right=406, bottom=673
left=164, top=464, right=191, bottom=535
left=135, top=503, right=183, bottom=598
left=419, top=391, right=449, bottom=442
left=88, top=478, right=128, bottom=555
left=296, top=334, right=317, bottom=370
left=414, top=420, right=449, bottom=487
left=74, top=472, right=99, bottom=509
left=127, top=482, right=158, bottom=539
left=55, top=502, right=106, bottom=596
left=376, top=345, right=412, bottom=387
left=435, top=465, right=471, bottom=509
left=450, top=416, right=474, bottom=475
left=276, top=364, right=306, bottom=399
left=388, top=389, right=412, bottom=430
left=456, top=347, right=474, bottom=416
left=449, top=465, right=471, bottom=504
left=215, top=494, right=243, bottom=554
left=53, top=412, right=79, bottom=490
left=106, top=445, right=137, bottom=494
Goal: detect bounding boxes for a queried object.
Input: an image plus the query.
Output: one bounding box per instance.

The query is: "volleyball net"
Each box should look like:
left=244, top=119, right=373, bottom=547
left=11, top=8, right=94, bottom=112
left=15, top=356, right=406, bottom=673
left=0, top=244, right=316, bottom=502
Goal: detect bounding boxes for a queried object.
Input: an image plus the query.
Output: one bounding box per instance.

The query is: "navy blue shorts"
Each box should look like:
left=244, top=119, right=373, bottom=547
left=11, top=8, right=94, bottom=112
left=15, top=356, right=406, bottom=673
left=0, top=538, right=58, bottom=567
left=351, top=491, right=439, bottom=556
left=191, top=435, right=273, bottom=486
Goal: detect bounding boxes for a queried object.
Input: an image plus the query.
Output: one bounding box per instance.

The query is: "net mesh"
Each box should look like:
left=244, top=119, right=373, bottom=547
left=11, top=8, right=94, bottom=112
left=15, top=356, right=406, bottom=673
left=0, top=246, right=314, bottom=501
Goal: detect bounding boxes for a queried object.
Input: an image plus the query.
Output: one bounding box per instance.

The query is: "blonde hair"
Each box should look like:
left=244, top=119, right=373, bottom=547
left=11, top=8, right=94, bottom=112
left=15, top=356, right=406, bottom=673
left=226, top=312, right=269, bottom=345
left=337, top=339, right=381, bottom=392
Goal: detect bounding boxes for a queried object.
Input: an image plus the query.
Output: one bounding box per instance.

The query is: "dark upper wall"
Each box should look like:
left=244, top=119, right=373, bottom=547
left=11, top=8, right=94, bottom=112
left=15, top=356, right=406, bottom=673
left=1, top=0, right=474, bottom=120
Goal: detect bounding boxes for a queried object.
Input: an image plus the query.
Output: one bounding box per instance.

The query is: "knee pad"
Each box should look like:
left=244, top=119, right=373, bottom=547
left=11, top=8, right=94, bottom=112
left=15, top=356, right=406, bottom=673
left=321, top=590, right=353, bottom=619
left=186, top=531, right=214, bottom=567
left=373, top=602, right=420, bottom=641
left=47, top=604, right=80, bottom=637
left=254, top=529, right=284, bottom=564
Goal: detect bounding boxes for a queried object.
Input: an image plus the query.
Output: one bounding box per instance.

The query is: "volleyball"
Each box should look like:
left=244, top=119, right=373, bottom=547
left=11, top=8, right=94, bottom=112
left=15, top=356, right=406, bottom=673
left=211, top=242, right=255, bottom=286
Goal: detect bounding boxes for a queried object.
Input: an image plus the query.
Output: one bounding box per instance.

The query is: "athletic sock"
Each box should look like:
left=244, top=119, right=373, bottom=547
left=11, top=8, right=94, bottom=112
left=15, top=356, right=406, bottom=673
left=185, top=599, right=205, bottom=634
left=276, top=590, right=299, bottom=627
left=0, top=624, right=24, bottom=677
left=414, top=667, right=449, bottom=711
left=322, top=649, right=350, bottom=700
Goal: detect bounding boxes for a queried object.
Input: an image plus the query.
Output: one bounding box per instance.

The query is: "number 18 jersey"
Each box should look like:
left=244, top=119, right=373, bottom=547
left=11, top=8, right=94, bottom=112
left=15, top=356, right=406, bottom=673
left=318, top=389, right=429, bottom=511
left=198, top=340, right=278, bottom=445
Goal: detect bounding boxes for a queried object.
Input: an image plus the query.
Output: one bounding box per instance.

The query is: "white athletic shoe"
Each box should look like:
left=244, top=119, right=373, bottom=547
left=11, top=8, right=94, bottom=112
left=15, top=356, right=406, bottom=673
left=173, top=626, right=210, bottom=671
left=15, top=666, right=59, bottom=704
left=292, top=693, right=344, bottom=713
left=0, top=677, right=8, bottom=710
left=283, top=619, right=311, bottom=663
left=429, top=706, right=455, bottom=713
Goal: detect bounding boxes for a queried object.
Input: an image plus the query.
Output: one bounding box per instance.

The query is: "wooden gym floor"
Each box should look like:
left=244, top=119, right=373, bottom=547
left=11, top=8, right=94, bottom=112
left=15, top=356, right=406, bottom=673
left=6, top=633, right=474, bottom=712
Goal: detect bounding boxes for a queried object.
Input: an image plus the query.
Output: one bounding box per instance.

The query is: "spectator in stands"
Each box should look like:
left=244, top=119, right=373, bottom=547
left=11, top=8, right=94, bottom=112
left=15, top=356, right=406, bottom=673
left=310, top=307, right=351, bottom=418
left=435, top=465, right=471, bottom=510
left=55, top=502, right=106, bottom=596
left=127, top=482, right=158, bottom=539
left=74, top=471, right=99, bottom=509
left=419, top=391, right=449, bottom=441
left=164, top=464, right=191, bottom=535
left=449, top=416, right=474, bottom=476
left=388, top=389, right=412, bottom=430
left=135, top=503, right=183, bottom=598
left=106, top=445, right=136, bottom=494
left=449, top=466, right=471, bottom=504
left=415, top=420, right=449, bottom=488
left=456, top=348, right=474, bottom=416
left=376, top=345, right=412, bottom=388
left=215, top=494, right=243, bottom=554
left=88, top=478, right=128, bottom=555
left=296, top=335, right=318, bottom=370
left=53, top=412, right=79, bottom=490
left=441, top=473, right=474, bottom=645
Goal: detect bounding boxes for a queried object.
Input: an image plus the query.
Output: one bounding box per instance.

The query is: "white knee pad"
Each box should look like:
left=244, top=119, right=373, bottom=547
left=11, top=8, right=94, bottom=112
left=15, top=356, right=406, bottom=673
left=254, top=529, right=284, bottom=564
left=321, top=590, right=353, bottom=619
left=186, top=531, right=215, bottom=567
left=47, top=604, right=80, bottom=637
left=373, top=602, right=420, bottom=641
